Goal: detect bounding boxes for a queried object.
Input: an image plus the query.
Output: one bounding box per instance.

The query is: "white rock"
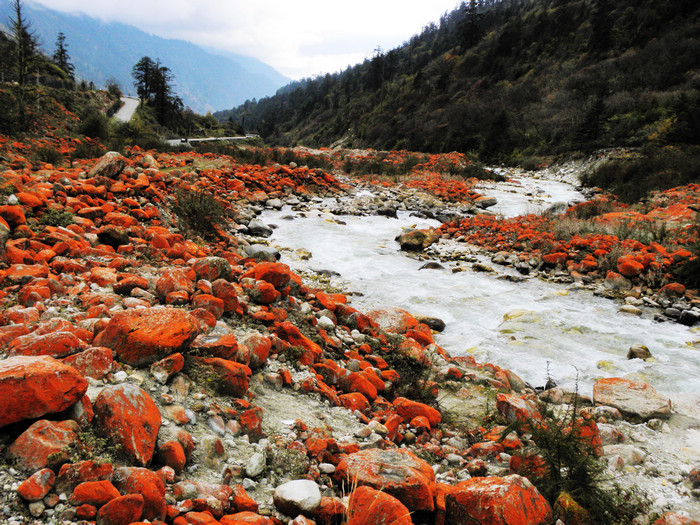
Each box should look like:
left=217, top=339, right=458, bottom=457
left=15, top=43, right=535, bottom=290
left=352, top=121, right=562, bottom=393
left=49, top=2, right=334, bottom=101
left=246, top=452, right=266, bottom=478
left=273, top=479, right=322, bottom=516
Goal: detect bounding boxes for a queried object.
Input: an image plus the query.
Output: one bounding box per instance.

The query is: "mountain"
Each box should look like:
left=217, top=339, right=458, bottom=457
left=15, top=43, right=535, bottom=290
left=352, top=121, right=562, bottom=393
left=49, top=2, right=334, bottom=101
left=216, top=0, right=700, bottom=161
left=0, top=0, right=290, bottom=113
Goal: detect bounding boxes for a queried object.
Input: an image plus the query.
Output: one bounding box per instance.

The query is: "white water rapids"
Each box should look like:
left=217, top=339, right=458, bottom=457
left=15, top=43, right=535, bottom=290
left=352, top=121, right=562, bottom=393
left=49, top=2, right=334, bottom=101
left=262, top=175, right=700, bottom=399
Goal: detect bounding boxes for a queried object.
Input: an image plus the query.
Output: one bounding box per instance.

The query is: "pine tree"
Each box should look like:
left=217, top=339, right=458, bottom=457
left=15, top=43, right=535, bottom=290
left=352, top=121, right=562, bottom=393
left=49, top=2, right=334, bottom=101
left=7, top=0, right=38, bottom=85
left=52, top=32, right=75, bottom=80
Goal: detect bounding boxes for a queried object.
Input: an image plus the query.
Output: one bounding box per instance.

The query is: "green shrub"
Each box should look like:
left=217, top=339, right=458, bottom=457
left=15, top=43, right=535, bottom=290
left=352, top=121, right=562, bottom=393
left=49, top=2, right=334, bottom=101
left=32, top=145, right=64, bottom=166
left=171, top=189, right=227, bottom=239
left=510, top=372, right=654, bottom=524
left=38, top=208, right=74, bottom=227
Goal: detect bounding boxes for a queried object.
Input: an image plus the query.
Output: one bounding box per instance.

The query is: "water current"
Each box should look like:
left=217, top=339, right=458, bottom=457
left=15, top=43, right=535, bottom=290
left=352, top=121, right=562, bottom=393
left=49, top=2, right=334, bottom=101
left=263, top=175, right=700, bottom=398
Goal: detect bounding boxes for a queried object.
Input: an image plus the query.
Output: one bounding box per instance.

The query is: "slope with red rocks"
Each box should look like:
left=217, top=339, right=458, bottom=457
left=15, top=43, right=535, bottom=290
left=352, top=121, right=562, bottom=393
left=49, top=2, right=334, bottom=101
left=0, top=139, right=698, bottom=525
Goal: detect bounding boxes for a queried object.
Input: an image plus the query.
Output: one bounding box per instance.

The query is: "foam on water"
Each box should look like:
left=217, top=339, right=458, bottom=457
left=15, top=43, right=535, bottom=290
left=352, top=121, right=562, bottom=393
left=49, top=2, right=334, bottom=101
left=264, top=195, right=699, bottom=397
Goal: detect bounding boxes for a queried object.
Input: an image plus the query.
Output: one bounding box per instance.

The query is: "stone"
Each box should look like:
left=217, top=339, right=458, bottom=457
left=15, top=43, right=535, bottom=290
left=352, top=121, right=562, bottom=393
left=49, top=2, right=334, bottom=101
left=245, top=453, right=266, bottom=478
left=188, top=357, right=251, bottom=397
left=242, top=262, right=292, bottom=289
left=334, top=448, right=436, bottom=512
left=243, top=244, right=280, bottom=261
left=0, top=356, right=87, bottom=428
left=627, top=343, right=652, bottom=360
left=346, top=486, right=411, bottom=525
left=157, top=441, right=187, bottom=474
left=496, top=393, right=542, bottom=425
left=593, top=377, right=671, bottom=421
left=119, top=467, right=167, bottom=522
left=93, top=384, right=162, bottom=466
left=365, top=307, right=417, bottom=334
left=55, top=461, right=115, bottom=494
left=70, top=480, right=121, bottom=507
left=89, top=152, right=127, bottom=178
left=62, top=347, right=115, bottom=380
left=393, top=397, right=441, bottom=427
left=150, top=353, right=185, bottom=384
left=192, top=256, right=232, bottom=282
left=652, top=513, right=700, bottom=525
left=445, top=475, right=552, bottom=525
left=17, top=469, right=55, bottom=502
left=247, top=219, right=273, bottom=237
left=8, top=331, right=83, bottom=358
left=273, top=479, right=322, bottom=517
left=219, top=512, right=273, bottom=524
left=96, top=493, right=144, bottom=525
left=155, top=267, right=196, bottom=300
left=93, top=307, right=200, bottom=366
left=8, top=419, right=80, bottom=471
left=395, top=228, right=439, bottom=251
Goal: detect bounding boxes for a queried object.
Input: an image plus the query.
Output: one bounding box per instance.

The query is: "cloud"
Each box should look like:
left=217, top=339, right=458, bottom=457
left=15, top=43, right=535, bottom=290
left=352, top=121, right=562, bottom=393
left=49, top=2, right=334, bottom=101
left=29, top=0, right=460, bottom=79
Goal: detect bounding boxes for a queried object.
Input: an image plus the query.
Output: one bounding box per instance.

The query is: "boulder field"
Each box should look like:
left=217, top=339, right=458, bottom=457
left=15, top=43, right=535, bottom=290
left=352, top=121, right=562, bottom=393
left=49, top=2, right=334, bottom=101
left=0, top=146, right=698, bottom=524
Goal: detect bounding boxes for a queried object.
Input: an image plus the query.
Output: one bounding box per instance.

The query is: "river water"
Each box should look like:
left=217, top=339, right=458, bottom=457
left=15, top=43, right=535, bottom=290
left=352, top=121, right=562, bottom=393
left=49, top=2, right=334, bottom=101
left=263, top=175, right=700, bottom=398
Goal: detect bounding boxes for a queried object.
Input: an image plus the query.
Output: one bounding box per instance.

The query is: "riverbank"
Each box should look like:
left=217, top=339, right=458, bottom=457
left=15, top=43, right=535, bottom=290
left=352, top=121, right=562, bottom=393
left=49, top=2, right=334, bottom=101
left=0, top=145, right=698, bottom=524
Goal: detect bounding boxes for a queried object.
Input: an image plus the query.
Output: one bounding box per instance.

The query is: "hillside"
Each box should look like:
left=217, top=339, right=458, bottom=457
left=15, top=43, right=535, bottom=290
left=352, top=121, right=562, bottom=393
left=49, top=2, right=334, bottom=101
left=217, top=0, right=700, bottom=162
left=0, top=0, right=289, bottom=113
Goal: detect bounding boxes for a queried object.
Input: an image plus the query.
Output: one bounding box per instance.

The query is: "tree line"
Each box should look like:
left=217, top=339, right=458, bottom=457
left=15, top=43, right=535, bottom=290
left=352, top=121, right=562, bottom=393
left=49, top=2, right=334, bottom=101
left=216, top=0, right=700, bottom=163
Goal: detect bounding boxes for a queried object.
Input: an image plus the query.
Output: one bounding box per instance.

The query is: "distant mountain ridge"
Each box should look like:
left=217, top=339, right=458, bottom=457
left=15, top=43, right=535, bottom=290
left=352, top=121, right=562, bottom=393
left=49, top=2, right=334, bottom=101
left=0, top=0, right=290, bottom=113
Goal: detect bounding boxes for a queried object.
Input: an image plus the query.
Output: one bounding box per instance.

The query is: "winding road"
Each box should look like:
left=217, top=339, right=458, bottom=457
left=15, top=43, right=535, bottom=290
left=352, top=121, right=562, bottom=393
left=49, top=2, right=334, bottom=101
left=113, top=96, right=140, bottom=123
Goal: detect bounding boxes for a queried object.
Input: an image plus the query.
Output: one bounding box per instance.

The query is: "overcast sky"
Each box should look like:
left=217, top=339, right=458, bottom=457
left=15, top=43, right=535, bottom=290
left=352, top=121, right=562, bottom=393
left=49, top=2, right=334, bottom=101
left=29, top=0, right=461, bottom=79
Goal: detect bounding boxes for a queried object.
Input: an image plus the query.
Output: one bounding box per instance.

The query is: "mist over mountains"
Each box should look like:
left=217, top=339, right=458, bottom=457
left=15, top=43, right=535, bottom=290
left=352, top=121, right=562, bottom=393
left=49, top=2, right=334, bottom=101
left=0, top=0, right=290, bottom=113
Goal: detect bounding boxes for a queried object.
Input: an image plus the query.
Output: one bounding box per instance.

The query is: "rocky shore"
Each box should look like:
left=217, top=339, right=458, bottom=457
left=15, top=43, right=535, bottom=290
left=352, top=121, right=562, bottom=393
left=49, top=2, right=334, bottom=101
left=0, top=147, right=699, bottom=525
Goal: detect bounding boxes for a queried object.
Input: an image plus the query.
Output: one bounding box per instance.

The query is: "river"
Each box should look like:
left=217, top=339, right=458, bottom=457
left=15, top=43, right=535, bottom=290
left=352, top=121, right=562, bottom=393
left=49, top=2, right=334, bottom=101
left=262, top=174, right=700, bottom=398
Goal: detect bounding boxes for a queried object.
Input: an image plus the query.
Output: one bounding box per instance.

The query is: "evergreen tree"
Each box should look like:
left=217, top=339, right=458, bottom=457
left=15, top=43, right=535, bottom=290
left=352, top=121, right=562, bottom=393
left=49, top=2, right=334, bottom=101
left=7, top=0, right=38, bottom=85
left=52, top=32, right=74, bottom=80
left=132, top=56, right=156, bottom=102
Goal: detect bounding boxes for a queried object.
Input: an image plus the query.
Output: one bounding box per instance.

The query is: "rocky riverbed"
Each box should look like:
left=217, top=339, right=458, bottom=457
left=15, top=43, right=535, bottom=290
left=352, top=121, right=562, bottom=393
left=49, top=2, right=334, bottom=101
left=0, top=147, right=698, bottom=525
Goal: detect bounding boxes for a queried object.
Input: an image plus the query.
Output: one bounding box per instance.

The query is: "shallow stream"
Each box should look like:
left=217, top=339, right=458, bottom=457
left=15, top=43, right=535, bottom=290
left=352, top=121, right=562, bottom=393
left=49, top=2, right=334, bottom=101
left=263, top=175, right=700, bottom=398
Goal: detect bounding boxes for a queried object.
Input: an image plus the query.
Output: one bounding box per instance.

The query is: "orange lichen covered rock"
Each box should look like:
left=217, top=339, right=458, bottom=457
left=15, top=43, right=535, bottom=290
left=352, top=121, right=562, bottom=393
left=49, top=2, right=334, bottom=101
left=93, top=384, right=161, bottom=466
left=393, top=397, right=441, bottom=427
left=445, top=475, right=552, bottom=525
left=8, top=419, right=80, bottom=471
left=593, top=377, right=671, bottom=421
left=346, top=486, right=411, bottom=525
left=94, top=307, right=200, bottom=366
left=365, top=307, right=418, bottom=334
left=189, top=357, right=252, bottom=397
left=496, top=393, right=542, bottom=424
left=334, top=448, right=436, bottom=512
left=0, top=356, right=87, bottom=428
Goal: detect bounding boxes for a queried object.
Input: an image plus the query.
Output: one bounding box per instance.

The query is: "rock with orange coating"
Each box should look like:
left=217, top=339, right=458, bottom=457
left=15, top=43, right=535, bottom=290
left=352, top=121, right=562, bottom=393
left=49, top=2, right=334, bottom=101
left=17, top=468, right=55, bottom=502
left=593, top=377, right=671, bottom=421
left=275, top=322, right=322, bottom=365
left=365, top=307, right=418, bottom=334
left=219, top=512, right=273, bottom=524
left=70, top=480, right=121, bottom=507
left=334, top=448, right=436, bottom=512
left=496, top=393, right=542, bottom=425
left=8, top=419, right=80, bottom=471
left=155, top=268, right=196, bottom=301
left=192, top=256, right=232, bottom=282
left=118, top=467, right=167, bottom=522
left=0, top=356, right=87, bottom=428
left=242, top=262, right=292, bottom=289
left=62, top=347, right=115, bottom=380
left=653, top=513, right=700, bottom=525
left=189, top=357, right=251, bottom=397
left=346, top=486, right=411, bottom=525
left=445, top=475, right=552, bottom=525
left=93, top=307, right=200, bottom=366
left=97, top=493, right=144, bottom=525
left=393, top=397, right=441, bottom=427
left=93, top=384, right=161, bottom=466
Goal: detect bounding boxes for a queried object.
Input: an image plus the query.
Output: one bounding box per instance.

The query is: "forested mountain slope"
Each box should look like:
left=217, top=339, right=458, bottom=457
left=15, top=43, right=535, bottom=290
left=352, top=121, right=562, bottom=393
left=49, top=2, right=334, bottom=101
left=217, top=0, right=700, bottom=161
